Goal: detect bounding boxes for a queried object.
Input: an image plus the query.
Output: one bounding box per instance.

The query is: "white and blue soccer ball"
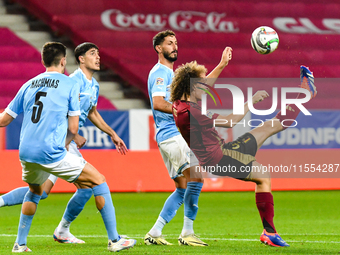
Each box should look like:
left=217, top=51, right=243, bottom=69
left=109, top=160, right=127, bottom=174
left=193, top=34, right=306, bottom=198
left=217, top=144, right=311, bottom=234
left=251, top=26, right=279, bottom=54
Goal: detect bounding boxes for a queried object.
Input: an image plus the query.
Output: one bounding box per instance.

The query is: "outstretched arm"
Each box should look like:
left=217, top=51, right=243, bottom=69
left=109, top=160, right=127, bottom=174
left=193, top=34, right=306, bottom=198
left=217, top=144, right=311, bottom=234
left=0, top=111, right=14, bottom=127
left=206, top=47, right=233, bottom=84
left=88, top=106, right=128, bottom=155
left=215, top=90, right=269, bottom=128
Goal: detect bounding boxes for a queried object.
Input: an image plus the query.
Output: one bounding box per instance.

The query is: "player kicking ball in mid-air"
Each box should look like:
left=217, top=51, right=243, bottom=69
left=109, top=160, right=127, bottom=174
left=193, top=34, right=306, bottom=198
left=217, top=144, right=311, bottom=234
left=170, top=59, right=316, bottom=247
left=0, top=42, right=128, bottom=245
left=0, top=42, right=136, bottom=252
left=145, top=30, right=232, bottom=246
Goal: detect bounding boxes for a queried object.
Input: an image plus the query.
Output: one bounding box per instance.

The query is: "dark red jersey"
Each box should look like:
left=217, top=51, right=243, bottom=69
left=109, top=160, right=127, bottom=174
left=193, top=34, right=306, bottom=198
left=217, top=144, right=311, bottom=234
left=172, top=100, right=224, bottom=166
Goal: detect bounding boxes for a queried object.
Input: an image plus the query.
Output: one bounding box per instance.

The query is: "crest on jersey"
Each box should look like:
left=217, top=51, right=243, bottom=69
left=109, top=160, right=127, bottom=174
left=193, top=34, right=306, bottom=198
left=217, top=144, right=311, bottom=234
left=156, top=77, right=164, bottom=86
left=206, top=110, right=213, bottom=119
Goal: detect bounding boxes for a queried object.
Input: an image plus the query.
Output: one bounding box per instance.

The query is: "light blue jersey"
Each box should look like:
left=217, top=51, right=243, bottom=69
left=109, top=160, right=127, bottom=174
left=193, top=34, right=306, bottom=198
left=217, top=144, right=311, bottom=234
left=5, top=72, right=80, bottom=164
left=148, top=63, right=180, bottom=144
left=70, top=68, right=99, bottom=128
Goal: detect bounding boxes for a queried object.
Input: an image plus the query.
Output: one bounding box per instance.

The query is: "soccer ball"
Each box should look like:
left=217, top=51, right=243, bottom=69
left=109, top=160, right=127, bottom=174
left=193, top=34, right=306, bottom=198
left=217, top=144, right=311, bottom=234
left=251, top=26, right=279, bottom=54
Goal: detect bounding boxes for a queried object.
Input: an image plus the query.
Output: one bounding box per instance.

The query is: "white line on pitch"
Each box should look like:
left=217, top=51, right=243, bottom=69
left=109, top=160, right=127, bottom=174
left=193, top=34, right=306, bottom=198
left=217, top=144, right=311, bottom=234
left=1, top=234, right=340, bottom=244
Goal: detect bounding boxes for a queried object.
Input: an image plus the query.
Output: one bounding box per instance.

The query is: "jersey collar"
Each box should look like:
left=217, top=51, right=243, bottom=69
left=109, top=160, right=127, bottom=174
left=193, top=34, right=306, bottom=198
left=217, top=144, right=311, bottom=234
left=77, top=68, right=93, bottom=83
left=158, top=61, right=173, bottom=72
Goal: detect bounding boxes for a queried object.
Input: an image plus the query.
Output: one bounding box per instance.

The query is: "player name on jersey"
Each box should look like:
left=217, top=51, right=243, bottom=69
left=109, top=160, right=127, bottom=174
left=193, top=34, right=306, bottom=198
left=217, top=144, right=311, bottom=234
left=30, top=78, right=59, bottom=89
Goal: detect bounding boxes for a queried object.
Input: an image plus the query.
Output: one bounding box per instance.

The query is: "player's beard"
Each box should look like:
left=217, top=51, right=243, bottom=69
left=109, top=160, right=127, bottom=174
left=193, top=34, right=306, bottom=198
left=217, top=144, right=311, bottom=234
left=163, top=50, right=178, bottom=62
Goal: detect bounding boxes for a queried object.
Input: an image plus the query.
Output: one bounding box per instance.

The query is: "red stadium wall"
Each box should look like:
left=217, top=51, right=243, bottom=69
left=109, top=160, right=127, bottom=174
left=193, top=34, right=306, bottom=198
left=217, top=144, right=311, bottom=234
left=13, top=0, right=340, bottom=105
left=0, top=28, right=116, bottom=110
left=1, top=149, right=339, bottom=194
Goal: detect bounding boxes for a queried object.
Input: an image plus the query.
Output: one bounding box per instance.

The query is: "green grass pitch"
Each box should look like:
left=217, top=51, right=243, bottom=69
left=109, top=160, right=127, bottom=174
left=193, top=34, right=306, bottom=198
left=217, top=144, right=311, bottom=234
left=1, top=190, right=340, bottom=254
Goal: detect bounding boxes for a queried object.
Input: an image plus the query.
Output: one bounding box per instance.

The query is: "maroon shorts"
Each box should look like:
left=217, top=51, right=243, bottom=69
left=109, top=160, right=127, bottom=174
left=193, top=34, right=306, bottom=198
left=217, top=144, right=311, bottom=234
left=210, top=133, right=257, bottom=179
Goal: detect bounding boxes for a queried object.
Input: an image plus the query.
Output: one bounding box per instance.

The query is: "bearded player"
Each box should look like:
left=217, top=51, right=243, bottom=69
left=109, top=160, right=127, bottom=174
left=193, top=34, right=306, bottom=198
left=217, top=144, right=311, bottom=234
left=145, top=30, right=232, bottom=246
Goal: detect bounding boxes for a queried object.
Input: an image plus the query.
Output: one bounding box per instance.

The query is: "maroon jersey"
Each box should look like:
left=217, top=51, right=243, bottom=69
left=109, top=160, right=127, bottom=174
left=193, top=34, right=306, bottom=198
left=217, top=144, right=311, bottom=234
left=172, top=100, right=224, bottom=166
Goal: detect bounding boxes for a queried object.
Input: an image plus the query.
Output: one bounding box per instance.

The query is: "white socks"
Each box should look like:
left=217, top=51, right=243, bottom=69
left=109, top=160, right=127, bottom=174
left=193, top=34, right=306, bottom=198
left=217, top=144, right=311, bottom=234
left=56, top=218, right=72, bottom=237
left=149, top=216, right=194, bottom=237
left=0, top=197, right=4, bottom=207
left=181, top=216, right=194, bottom=236
left=149, top=216, right=166, bottom=237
